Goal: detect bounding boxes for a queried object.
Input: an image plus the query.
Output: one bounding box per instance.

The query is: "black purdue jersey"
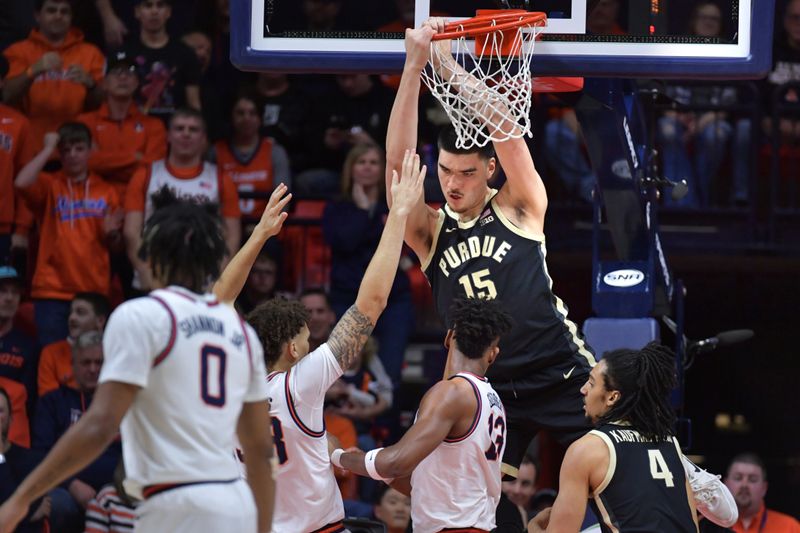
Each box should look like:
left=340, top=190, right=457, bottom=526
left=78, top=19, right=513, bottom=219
left=589, top=424, right=699, bottom=533
left=422, top=193, right=595, bottom=381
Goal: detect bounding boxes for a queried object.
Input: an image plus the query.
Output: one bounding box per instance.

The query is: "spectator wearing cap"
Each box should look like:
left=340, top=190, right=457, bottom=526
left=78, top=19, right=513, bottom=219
left=1, top=0, right=104, bottom=154
left=37, top=292, right=109, bottom=397
left=78, top=51, right=166, bottom=206
left=0, top=56, right=37, bottom=266
left=33, top=330, right=121, bottom=533
left=0, top=266, right=38, bottom=449
left=115, top=0, right=202, bottom=124
left=14, top=122, right=122, bottom=347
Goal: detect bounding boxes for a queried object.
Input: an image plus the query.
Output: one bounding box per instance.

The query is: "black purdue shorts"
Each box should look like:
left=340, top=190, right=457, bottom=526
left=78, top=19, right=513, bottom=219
left=491, top=357, right=594, bottom=477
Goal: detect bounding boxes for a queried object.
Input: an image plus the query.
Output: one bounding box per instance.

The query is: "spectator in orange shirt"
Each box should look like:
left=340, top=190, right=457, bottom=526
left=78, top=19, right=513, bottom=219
left=209, top=92, right=290, bottom=223
left=2, top=0, right=104, bottom=154
left=78, top=51, right=167, bottom=205
left=724, top=453, right=800, bottom=533
left=123, top=108, right=241, bottom=291
left=79, top=51, right=166, bottom=297
left=37, top=292, right=109, bottom=397
left=14, top=123, right=123, bottom=347
left=0, top=56, right=37, bottom=266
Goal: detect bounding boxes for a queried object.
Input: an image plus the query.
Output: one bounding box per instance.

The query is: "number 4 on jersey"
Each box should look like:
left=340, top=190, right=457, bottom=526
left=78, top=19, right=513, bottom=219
left=648, top=449, right=675, bottom=487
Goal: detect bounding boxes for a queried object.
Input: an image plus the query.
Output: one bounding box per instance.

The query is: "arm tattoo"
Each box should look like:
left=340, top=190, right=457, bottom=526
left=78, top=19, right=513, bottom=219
left=328, top=305, right=375, bottom=370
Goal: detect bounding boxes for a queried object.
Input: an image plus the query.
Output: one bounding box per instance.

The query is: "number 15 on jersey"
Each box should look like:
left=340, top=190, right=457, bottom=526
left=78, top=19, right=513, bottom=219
left=458, top=268, right=497, bottom=299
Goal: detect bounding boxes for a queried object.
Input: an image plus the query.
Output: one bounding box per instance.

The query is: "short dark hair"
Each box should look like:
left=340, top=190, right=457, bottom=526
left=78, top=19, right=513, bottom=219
left=449, top=298, right=513, bottom=360
left=299, top=287, right=332, bottom=309
left=247, top=298, right=309, bottom=367
left=73, top=292, right=111, bottom=320
left=0, top=55, right=8, bottom=80
left=372, top=483, right=406, bottom=506
left=231, top=89, right=264, bottom=121
left=437, top=124, right=495, bottom=160
left=598, top=342, right=677, bottom=442
left=168, top=107, right=206, bottom=133
left=138, top=186, right=226, bottom=293
left=35, top=0, right=72, bottom=12
left=57, top=122, right=91, bottom=147
left=728, top=452, right=768, bottom=481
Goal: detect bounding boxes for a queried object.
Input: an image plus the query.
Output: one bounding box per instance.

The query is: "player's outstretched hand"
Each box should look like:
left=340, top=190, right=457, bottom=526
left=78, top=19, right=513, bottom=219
left=527, top=507, right=551, bottom=533
left=254, top=183, right=291, bottom=240
left=0, top=495, right=28, bottom=533
left=390, top=149, right=426, bottom=217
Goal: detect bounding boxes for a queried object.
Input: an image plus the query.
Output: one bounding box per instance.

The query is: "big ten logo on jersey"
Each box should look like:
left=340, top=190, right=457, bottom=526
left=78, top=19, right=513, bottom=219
left=479, top=208, right=494, bottom=227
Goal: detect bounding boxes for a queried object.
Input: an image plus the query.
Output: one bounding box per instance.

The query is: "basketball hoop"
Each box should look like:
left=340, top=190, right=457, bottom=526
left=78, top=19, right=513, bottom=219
left=422, top=10, right=578, bottom=150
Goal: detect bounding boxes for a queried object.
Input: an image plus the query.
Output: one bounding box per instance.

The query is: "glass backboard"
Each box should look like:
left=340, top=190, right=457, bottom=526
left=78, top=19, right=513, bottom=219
left=231, top=0, right=774, bottom=79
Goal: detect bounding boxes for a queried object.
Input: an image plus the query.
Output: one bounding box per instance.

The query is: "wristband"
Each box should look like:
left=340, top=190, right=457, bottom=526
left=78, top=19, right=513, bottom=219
left=331, top=448, right=344, bottom=469
left=365, top=448, right=387, bottom=481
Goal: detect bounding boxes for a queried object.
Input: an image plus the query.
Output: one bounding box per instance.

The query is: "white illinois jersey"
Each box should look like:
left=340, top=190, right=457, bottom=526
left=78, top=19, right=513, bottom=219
left=144, top=159, right=220, bottom=222
left=100, top=286, right=268, bottom=498
left=267, top=343, right=345, bottom=533
left=410, top=372, right=506, bottom=533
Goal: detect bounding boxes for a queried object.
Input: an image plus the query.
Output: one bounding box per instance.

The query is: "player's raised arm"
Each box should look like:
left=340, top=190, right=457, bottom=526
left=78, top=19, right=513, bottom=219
left=427, top=18, right=547, bottom=228
left=385, top=24, right=439, bottom=259
left=213, top=184, right=291, bottom=305
left=333, top=378, right=467, bottom=487
left=328, top=150, right=425, bottom=370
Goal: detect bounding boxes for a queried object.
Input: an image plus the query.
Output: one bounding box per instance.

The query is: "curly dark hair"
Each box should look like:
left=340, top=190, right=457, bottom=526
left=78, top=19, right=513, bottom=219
left=449, top=298, right=513, bottom=360
left=138, top=186, right=225, bottom=293
left=598, top=342, right=678, bottom=442
left=247, top=298, right=310, bottom=367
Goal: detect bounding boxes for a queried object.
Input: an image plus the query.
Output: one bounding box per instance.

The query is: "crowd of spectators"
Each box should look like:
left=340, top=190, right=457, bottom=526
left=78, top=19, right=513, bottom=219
left=1, top=0, right=800, bottom=531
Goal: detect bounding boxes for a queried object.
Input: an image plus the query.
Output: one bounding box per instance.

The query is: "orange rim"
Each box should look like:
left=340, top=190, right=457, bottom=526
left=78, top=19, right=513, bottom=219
left=432, top=12, right=547, bottom=40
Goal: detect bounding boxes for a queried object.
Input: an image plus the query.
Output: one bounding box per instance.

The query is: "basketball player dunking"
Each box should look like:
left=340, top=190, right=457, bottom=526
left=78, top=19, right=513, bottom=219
left=333, top=297, right=513, bottom=533
left=0, top=192, right=285, bottom=533
left=388, top=20, right=596, bottom=484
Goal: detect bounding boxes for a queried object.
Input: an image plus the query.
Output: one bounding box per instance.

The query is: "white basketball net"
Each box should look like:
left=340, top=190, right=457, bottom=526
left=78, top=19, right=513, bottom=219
left=421, top=21, right=542, bottom=150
